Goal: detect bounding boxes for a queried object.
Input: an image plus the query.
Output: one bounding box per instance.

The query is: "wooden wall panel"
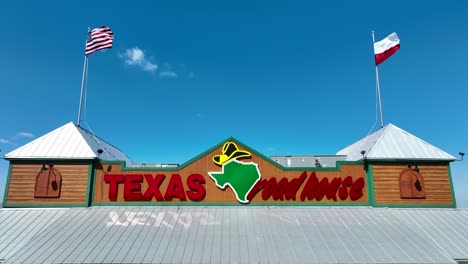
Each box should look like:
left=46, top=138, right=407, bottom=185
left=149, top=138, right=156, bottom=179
left=372, top=164, right=453, bottom=205
left=94, top=144, right=368, bottom=204
left=6, top=163, right=90, bottom=205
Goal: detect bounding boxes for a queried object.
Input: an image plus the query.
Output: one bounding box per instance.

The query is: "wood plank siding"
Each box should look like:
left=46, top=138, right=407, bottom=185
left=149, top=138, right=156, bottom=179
left=372, top=163, right=453, bottom=205
left=6, top=163, right=90, bottom=205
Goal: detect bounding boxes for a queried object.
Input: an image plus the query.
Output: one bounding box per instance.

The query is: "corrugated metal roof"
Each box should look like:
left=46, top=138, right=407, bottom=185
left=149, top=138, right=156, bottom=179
left=0, top=206, right=467, bottom=264
left=5, top=122, right=132, bottom=163
left=337, top=123, right=456, bottom=161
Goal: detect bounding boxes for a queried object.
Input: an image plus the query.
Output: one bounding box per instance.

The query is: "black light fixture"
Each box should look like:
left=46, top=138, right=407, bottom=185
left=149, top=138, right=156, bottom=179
left=458, top=152, right=465, bottom=161
left=97, top=149, right=104, bottom=157
left=361, top=150, right=366, bottom=160
left=315, top=159, right=322, bottom=167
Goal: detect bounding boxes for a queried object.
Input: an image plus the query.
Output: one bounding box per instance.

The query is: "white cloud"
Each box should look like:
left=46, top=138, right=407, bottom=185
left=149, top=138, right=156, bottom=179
left=159, top=71, right=177, bottom=78
left=143, top=63, right=158, bottom=72
left=120, top=49, right=194, bottom=78
left=121, top=47, right=158, bottom=73
left=0, top=139, right=10, bottom=144
left=159, top=63, right=177, bottom=78
left=17, top=132, right=34, bottom=138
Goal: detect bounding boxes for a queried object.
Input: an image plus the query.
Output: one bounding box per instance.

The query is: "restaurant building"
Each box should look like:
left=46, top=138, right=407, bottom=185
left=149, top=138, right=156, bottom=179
left=0, top=122, right=467, bottom=264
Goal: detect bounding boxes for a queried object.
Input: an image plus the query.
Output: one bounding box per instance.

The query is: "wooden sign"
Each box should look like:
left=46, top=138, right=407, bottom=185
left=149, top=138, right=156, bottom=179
left=93, top=140, right=368, bottom=205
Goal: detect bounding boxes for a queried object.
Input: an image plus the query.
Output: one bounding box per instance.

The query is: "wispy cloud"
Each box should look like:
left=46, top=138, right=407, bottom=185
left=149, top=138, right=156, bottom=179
left=160, top=71, right=177, bottom=78
left=120, top=48, right=195, bottom=78
left=1, top=131, right=35, bottom=146
left=264, top=147, right=277, bottom=153
left=17, top=132, right=34, bottom=138
left=159, top=63, right=177, bottom=78
left=120, top=47, right=158, bottom=73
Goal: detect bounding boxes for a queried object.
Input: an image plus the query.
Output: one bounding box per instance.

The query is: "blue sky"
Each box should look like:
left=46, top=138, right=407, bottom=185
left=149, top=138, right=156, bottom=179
left=1, top=1, right=466, bottom=207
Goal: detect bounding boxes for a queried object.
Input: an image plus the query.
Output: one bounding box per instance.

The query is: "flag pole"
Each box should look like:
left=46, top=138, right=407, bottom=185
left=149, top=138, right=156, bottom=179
left=77, top=56, right=88, bottom=126
left=372, top=31, right=384, bottom=128
left=77, top=28, right=90, bottom=127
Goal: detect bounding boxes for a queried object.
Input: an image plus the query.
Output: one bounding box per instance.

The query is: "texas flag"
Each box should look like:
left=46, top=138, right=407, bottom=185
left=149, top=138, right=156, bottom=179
left=374, top=32, right=400, bottom=66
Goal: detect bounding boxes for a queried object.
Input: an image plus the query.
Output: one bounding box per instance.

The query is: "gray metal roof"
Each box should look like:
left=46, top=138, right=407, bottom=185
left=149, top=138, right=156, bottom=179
left=76, top=124, right=133, bottom=163
left=0, top=206, right=467, bottom=263
left=5, top=122, right=132, bottom=163
left=337, top=123, right=456, bottom=161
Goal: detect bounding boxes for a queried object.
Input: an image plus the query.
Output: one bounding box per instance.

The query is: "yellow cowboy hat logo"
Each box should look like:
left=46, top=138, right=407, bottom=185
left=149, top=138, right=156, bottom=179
left=212, top=141, right=251, bottom=165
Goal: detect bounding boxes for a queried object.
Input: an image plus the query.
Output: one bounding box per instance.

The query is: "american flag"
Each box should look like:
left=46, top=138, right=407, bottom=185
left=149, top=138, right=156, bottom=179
left=85, top=26, right=114, bottom=56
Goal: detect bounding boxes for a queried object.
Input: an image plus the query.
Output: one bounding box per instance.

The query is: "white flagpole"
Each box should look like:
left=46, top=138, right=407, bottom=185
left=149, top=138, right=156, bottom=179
left=77, top=28, right=90, bottom=127
left=77, top=57, right=88, bottom=126
left=372, top=31, right=384, bottom=128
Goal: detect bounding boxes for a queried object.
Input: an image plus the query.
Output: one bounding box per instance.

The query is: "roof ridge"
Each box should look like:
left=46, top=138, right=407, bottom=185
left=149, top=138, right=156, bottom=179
left=72, top=124, right=98, bottom=158
left=76, top=125, right=128, bottom=156
left=75, top=124, right=133, bottom=163
left=365, top=124, right=389, bottom=157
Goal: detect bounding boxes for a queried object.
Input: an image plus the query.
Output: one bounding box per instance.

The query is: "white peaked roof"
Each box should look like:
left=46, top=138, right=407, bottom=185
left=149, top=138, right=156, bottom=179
left=337, top=123, right=456, bottom=161
left=5, top=122, right=132, bottom=163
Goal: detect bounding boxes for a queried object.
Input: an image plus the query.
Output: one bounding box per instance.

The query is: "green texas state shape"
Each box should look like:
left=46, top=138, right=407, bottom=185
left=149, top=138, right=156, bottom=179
left=208, top=160, right=261, bottom=203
